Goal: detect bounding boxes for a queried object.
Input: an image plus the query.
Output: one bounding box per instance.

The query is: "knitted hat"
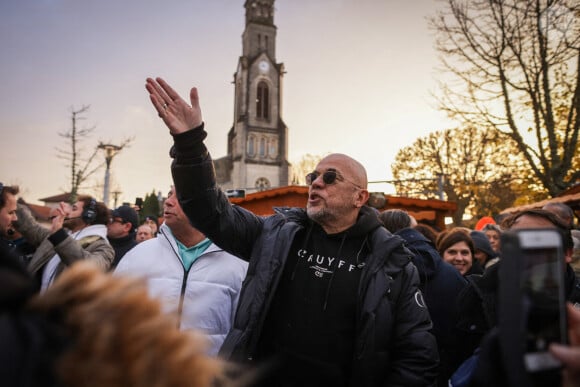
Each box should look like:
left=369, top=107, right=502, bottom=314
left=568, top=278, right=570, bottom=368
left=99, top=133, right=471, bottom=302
left=474, top=216, right=496, bottom=231
left=470, top=230, right=497, bottom=259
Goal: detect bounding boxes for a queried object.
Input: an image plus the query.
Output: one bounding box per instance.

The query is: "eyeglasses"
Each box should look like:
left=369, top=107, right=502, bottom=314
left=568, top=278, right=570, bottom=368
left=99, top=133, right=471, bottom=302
left=109, top=218, right=126, bottom=225
left=305, top=170, right=362, bottom=189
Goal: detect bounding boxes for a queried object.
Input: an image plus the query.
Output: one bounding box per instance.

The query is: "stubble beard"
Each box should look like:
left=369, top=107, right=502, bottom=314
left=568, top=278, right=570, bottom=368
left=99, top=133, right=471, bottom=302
left=64, top=218, right=84, bottom=232
left=307, top=204, right=345, bottom=228
left=307, top=192, right=357, bottom=230
left=307, top=206, right=330, bottom=224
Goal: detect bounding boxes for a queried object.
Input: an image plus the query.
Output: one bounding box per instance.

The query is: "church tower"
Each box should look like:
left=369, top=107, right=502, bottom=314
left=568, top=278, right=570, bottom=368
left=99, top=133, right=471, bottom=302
left=214, top=0, right=290, bottom=192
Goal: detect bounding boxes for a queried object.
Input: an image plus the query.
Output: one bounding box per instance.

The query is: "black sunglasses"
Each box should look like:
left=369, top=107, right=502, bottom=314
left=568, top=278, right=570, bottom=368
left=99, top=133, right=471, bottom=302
left=109, top=217, right=126, bottom=225
left=305, top=170, right=362, bottom=189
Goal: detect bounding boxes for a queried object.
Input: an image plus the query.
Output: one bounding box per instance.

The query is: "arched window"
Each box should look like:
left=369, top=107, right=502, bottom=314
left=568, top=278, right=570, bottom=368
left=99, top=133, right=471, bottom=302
left=259, top=137, right=266, bottom=157
left=256, top=81, right=269, bottom=119
left=247, top=135, right=256, bottom=157
left=268, top=138, right=278, bottom=158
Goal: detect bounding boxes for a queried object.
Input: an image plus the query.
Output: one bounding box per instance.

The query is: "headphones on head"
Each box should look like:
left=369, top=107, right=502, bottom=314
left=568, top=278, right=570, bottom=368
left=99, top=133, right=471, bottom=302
left=82, top=198, right=98, bottom=224
left=0, top=182, right=4, bottom=195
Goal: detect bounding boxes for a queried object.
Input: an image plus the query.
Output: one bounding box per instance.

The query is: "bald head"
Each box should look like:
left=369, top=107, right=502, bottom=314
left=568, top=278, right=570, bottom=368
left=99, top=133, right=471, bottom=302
left=307, top=153, right=370, bottom=234
left=318, top=153, right=368, bottom=189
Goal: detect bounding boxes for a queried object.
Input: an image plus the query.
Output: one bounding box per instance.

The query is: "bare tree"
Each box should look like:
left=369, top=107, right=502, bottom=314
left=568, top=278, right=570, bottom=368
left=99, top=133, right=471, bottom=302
left=290, top=153, right=325, bottom=185
left=431, top=0, right=580, bottom=197
left=56, top=106, right=104, bottom=202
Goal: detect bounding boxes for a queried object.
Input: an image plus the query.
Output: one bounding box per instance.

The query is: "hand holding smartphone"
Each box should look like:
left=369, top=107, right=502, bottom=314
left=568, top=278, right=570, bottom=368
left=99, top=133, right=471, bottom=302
left=499, top=229, right=567, bottom=379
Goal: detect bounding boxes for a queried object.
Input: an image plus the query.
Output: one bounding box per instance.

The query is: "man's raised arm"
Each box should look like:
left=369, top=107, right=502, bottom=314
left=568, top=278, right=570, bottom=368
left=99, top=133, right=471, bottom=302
left=144, top=77, right=261, bottom=260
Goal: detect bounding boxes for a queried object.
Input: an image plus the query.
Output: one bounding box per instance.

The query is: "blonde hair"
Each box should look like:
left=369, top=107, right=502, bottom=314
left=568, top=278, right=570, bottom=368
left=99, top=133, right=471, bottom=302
left=29, top=261, right=226, bottom=387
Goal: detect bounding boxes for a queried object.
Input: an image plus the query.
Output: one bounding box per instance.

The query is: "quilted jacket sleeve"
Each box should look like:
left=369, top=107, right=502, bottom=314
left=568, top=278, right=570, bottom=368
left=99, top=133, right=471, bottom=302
left=386, top=261, right=439, bottom=386
left=169, top=124, right=264, bottom=261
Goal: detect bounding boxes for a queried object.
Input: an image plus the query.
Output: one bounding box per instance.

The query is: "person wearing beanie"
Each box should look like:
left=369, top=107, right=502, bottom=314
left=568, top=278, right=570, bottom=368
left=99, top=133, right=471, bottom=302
left=469, top=230, right=499, bottom=270
left=107, top=205, right=139, bottom=269
left=474, top=216, right=496, bottom=231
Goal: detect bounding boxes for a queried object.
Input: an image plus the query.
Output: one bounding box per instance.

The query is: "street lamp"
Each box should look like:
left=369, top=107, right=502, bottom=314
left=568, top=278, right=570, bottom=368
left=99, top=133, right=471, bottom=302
left=98, top=143, right=122, bottom=207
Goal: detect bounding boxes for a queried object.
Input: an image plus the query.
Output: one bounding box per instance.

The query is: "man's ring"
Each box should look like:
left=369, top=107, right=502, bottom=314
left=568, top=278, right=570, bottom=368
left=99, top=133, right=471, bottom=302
left=163, top=103, right=168, bottom=110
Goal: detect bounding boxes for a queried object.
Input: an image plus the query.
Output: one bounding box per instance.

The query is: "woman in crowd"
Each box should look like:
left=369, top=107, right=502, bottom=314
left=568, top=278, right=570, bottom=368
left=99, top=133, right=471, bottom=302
left=437, top=228, right=481, bottom=276
left=482, top=223, right=502, bottom=255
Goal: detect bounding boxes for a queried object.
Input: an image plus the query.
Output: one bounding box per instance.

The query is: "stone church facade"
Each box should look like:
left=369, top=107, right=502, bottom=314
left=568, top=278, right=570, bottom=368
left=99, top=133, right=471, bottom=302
left=214, top=0, right=290, bottom=193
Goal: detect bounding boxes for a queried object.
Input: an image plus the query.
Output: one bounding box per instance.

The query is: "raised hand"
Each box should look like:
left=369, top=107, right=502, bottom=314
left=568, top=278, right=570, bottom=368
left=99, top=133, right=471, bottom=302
left=145, top=77, right=203, bottom=135
left=50, top=202, right=68, bottom=233
left=550, top=303, right=580, bottom=387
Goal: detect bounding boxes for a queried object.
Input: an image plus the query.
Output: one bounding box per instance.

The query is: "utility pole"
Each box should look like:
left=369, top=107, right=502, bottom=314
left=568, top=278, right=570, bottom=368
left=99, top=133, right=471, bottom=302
left=111, top=190, right=122, bottom=208
left=98, top=143, right=123, bottom=208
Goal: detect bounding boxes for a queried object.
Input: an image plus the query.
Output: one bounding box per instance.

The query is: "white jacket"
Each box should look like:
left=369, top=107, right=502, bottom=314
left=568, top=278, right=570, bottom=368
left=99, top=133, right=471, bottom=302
left=114, top=223, right=248, bottom=355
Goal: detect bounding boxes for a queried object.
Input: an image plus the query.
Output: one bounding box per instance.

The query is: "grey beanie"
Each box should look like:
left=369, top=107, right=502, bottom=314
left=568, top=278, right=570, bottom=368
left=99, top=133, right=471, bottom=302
left=470, top=230, right=497, bottom=258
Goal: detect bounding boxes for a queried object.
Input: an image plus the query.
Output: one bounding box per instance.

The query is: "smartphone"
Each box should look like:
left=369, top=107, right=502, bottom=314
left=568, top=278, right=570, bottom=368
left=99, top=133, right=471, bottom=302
left=499, top=229, right=567, bottom=375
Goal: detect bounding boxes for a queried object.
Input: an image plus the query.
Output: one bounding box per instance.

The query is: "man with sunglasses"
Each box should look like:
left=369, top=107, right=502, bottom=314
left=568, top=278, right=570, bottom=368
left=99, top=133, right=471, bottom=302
left=146, top=77, right=438, bottom=386
left=107, top=204, right=139, bottom=269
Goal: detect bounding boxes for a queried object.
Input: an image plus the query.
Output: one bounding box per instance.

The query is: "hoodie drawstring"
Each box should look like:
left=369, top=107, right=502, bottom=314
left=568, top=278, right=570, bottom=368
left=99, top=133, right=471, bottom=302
left=322, top=233, right=348, bottom=311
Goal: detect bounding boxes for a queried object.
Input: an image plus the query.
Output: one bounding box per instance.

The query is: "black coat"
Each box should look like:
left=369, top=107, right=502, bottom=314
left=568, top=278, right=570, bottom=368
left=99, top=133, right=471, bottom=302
left=396, top=228, right=468, bottom=385
left=109, top=233, right=137, bottom=269
left=170, top=126, right=439, bottom=387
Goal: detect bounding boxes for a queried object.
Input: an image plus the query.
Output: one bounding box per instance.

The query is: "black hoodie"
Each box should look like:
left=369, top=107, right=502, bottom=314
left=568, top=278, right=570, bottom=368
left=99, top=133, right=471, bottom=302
left=254, top=207, right=382, bottom=386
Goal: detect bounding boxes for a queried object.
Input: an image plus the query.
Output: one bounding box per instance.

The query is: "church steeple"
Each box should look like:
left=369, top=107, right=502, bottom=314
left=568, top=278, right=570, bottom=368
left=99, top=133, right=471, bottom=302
left=242, top=0, right=276, bottom=61
left=213, top=0, right=289, bottom=193
left=245, top=0, right=274, bottom=25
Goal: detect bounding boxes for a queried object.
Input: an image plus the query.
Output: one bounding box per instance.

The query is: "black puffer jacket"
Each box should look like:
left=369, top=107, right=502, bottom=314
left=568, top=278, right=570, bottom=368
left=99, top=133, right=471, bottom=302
left=170, top=125, right=439, bottom=386
left=396, top=228, right=468, bottom=386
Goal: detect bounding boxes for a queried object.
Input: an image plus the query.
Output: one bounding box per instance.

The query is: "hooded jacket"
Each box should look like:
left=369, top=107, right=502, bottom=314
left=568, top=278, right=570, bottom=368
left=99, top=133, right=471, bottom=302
left=396, top=228, right=468, bottom=385
left=114, top=223, right=248, bottom=355
left=169, top=125, right=439, bottom=386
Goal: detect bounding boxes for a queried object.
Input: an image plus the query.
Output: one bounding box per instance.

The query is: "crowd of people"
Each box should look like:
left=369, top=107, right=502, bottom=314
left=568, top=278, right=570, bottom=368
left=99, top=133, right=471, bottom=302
left=1, top=78, right=579, bottom=386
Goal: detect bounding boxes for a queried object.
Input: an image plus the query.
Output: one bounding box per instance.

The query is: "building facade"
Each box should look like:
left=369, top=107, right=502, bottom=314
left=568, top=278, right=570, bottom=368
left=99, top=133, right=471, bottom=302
left=214, top=0, right=290, bottom=193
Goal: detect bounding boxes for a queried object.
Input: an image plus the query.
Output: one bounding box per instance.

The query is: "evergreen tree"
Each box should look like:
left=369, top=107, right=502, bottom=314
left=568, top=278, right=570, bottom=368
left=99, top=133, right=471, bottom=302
left=141, top=190, right=161, bottom=222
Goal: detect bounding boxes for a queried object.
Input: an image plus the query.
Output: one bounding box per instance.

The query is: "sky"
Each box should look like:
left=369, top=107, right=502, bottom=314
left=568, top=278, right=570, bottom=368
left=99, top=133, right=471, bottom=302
left=0, top=0, right=455, bottom=207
